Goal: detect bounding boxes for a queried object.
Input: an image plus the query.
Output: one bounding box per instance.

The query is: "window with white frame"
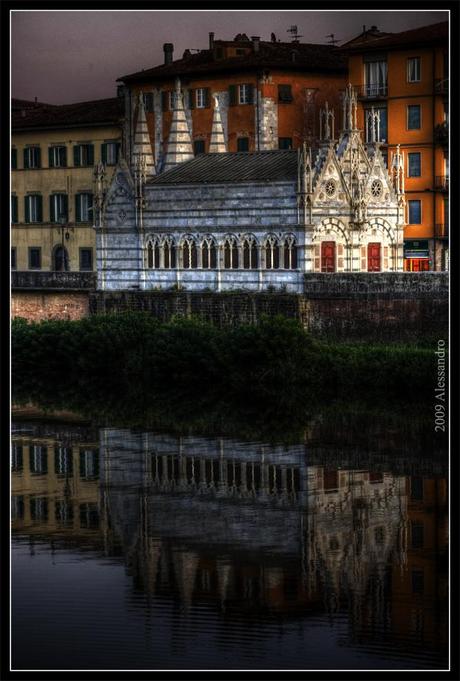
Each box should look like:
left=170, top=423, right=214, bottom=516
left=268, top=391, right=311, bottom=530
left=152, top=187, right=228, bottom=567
left=364, top=59, right=388, bottom=97
left=25, top=194, right=43, bottom=223
left=75, top=193, right=93, bottom=222
left=49, top=146, right=67, bottom=168
left=55, top=446, right=73, bottom=476
left=30, top=445, right=48, bottom=474
left=101, top=141, right=120, bottom=166
left=407, top=57, right=421, bottom=82
left=264, top=235, right=280, bottom=269
left=238, top=83, right=253, bottom=105
left=196, top=88, right=207, bottom=108
left=79, top=449, right=99, bottom=479
left=49, top=193, right=68, bottom=222
left=24, top=146, right=41, bottom=169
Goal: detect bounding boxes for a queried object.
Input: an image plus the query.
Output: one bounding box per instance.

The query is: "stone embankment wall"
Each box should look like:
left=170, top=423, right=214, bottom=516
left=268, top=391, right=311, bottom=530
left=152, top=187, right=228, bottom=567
left=88, top=273, right=448, bottom=342
left=11, top=272, right=95, bottom=322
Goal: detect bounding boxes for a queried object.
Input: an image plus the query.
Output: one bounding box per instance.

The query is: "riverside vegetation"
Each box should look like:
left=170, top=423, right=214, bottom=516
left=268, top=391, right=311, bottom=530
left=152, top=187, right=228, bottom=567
left=12, top=313, right=438, bottom=415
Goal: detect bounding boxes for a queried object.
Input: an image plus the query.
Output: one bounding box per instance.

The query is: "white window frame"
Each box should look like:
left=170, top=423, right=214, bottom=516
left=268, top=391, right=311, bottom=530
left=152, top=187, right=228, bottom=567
left=50, top=193, right=67, bottom=222
left=105, top=142, right=118, bottom=165
left=26, top=195, right=41, bottom=222
left=238, top=83, right=251, bottom=105
left=25, top=146, right=40, bottom=169
left=407, top=57, right=421, bottom=83
left=196, top=88, right=206, bottom=108
left=76, top=193, right=92, bottom=222
left=51, top=146, right=66, bottom=168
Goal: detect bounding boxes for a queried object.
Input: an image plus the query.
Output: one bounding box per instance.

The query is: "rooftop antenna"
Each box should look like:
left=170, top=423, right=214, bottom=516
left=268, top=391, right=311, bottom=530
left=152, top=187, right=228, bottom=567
left=287, top=25, right=303, bottom=42
left=326, top=34, right=339, bottom=46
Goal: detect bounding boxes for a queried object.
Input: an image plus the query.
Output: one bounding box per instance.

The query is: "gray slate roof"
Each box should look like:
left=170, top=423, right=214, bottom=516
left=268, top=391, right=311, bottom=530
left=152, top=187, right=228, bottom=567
left=149, top=150, right=299, bottom=185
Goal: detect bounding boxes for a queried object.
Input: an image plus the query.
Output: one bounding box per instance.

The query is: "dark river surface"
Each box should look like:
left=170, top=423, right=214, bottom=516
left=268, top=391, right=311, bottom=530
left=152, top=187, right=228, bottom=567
left=11, top=406, right=448, bottom=671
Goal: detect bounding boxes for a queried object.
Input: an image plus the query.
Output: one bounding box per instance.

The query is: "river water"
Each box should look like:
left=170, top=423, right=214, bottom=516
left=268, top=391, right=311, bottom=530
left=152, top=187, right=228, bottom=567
left=11, top=407, right=448, bottom=671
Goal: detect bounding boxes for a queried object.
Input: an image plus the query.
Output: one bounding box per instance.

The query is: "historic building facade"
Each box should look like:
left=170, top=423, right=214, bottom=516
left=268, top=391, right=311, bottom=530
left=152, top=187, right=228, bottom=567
left=96, top=83, right=404, bottom=292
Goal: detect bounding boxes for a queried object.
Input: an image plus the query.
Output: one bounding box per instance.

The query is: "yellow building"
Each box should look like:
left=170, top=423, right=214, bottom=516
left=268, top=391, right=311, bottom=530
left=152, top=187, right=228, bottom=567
left=11, top=97, right=123, bottom=272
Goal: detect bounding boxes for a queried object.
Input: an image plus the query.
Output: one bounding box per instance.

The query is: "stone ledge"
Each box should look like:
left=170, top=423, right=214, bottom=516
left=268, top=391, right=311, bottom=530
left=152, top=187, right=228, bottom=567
left=303, top=272, right=449, bottom=299
left=12, top=271, right=97, bottom=291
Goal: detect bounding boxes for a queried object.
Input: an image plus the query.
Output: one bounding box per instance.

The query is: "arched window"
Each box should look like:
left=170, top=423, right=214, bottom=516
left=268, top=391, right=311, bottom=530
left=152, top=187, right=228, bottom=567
left=53, top=245, right=69, bottom=272
left=264, top=234, right=279, bottom=269
left=223, top=235, right=239, bottom=269
left=242, top=235, right=258, bottom=269
left=146, top=238, right=160, bottom=268
left=282, top=235, right=297, bottom=269
left=201, top=236, right=217, bottom=269
left=182, top=236, right=197, bottom=269
left=163, top=236, right=176, bottom=269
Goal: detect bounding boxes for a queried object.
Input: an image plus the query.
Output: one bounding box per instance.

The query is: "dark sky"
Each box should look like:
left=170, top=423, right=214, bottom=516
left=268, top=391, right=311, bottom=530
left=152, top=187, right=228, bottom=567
left=11, top=10, right=448, bottom=104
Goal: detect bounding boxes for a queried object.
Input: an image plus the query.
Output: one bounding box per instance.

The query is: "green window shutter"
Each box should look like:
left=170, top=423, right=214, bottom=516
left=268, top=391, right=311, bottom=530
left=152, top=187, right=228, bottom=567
left=37, top=195, right=43, bottom=222
left=228, top=84, right=236, bottom=106
left=49, top=147, right=54, bottom=167
left=50, top=195, right=55, bottom=223
left=23, top=149, right=29, bottom=169
left=12, top=148, right=17, bottom=169
left=36, top=147, right=41, bottom=168
left=12, top=196, right=18, bottom=223
left=247, top=84, right=254, bottom=104
left=60, top=146, right=67, bottom=167
left=75, top=194, right=81, bottom=222
left=63, top=194, right=68, bottom=220
left=101, top=143, right=107, bottom=164
left=87, top=145, right=94, bottom=166
left=204, top=88, right=210, bottom=108
left=73, top=145, right=80, bottom=166
left=25, top=196, right=30, bottom=223
left=188, top=89, right=195, bottom=109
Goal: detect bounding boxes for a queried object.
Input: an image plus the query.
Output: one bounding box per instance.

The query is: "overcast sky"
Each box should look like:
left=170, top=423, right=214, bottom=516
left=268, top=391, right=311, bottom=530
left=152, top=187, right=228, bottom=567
left=11, top=9, right=448, bottom=104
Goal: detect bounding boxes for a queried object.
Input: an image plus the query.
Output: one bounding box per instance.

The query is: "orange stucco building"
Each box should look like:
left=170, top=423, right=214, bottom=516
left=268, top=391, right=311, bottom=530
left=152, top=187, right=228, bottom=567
left=342, top=21, right=449, bottom=271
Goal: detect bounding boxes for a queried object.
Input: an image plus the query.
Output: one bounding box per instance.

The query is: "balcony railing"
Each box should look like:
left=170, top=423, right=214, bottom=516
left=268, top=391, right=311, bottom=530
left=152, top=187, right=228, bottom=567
left=434, top=176, right=449, bottom=192
left=434, top=121, right=448, bottom=145
left=356, top=84, right=388, bottom=99
left=435, top=78, right=448, bottom=94
left=435, top=223, right=449, bottom=238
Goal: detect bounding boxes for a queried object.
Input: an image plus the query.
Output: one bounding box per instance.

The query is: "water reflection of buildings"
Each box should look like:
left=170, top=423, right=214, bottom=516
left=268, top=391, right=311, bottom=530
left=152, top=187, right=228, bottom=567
left=11, top=422, right=448, bottom=659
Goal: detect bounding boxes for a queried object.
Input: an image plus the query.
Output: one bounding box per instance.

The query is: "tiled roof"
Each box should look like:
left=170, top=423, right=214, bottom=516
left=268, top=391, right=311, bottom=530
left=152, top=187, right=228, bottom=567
left=12, top=97, right=124, bottom=130
left=119, top=41, right=347, bottom=83
left=12, top=98, right=54, bottom=110
left=149, top=150, right=300, bottom=185
left=340, top=21, right=448, bottom=52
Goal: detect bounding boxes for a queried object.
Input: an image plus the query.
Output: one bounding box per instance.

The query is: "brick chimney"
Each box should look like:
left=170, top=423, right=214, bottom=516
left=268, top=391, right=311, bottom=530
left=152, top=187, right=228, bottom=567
left=163, top=43, right=174, bottom=65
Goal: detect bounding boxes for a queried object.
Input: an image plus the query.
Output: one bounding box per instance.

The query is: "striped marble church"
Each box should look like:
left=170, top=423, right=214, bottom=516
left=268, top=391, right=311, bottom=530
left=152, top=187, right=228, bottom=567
left=94, top=81, right=405, bottom=292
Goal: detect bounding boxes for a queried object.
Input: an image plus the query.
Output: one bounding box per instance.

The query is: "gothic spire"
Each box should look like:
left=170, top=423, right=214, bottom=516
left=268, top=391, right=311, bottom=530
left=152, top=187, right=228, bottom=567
left=208, top=94, right=227, bottom=153
left=162, top=78, right=194, bottom=172
left=341, top=83, right=358, bottom=134
left=131, top=91, right=156, bottom=179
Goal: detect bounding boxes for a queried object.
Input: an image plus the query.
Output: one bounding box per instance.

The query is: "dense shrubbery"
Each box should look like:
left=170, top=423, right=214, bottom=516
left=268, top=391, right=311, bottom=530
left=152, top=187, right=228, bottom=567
left=12, top=313, right=437, bottom=406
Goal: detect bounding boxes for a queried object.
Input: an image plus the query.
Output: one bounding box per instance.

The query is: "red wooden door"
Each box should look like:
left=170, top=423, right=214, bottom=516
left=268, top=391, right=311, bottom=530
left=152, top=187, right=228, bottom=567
left=321, top=241, right=336, bottom=272
left=367, top=242, right=381, bottom=272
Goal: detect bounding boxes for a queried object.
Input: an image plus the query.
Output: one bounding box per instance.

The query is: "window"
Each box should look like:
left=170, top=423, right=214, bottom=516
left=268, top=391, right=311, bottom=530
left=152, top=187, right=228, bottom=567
left=48, top=146, right=67, bottom=168
left=278, top=137, right=292, bottom=150
left=364, top=59, right=388, bottom=96
left=224, top=236, right=239, bottom=269
left=23, top=146, right=41, bottom=169
left=53, top=246, right=69, bottom=272
left=54, top=447, right=73, bottom=476
left=264, top=235, right=280, bottom=269
left=25, top=194, right=43, bottom=223
left=12, top=443, right=23, bottom=471
left=11, top=247, right=17, bottom=270
left=28, top=247, right=42, bottom=270
left=408, top=152, right=421, bottom=177
left=242, top=236, right=258, bottom=269
left=143, top=92, right=154, bottom=112
left=75, top=193, right=93, bottom=222
left=407, top=57, right=421, bottom=82
left=182, top=237, right=197, bottom=268
left=49, top=193, right=68, bottom=222
left=201, top=237, right=217, bottom=269
left=11, top=496, right=24, bottom=520
left=238, top=83, right=253, bottom=104
left=195, top=87, right=210, bottom=108
left=73, top=144, right=94, bottom=167
left=194, top=139, right=205, bottom=155
left=80, top=503, right=99, bottom=529
left=411, top=522, right=424, bottom=549
left=410, top=476, right=424, bottom=501
left=101, top=142, right=120, bottom=166
left=12, top=148, right=17, bottom=169
left=11, top=195, right=18, bottom=223
left=55, top=500, right=74, bottom=526
left=237, top=137, right=249, bottom=152
left=30, top=497, right=48, bottom=522
left=283, top=235, right=297, bottom=269
left=412, top=570, right=424, bottom=594
left=408, top=200, right=422, bottom=224
left=79, top=449, right=99, bottom=479
left=146, top=238, right=160, bottom=268
left=163, top=237, right=176, bottom=268
left=278, top=84, right=293, bottom=102
left=30, top=445, right=47, bottom=474
left=365, top=106, right=387, bottom=142
left=79, top=248, right=93, bottom=271
left=321, top=241, right=336, bottom=272
left=407, top=105, right=421, bottom=130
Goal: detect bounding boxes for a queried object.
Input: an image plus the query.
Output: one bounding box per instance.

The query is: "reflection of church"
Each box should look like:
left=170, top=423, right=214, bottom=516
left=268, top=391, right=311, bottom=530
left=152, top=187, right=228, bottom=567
left=11, top=418, right=448, bottom=657
left=95, top=84, right=405, bottom=292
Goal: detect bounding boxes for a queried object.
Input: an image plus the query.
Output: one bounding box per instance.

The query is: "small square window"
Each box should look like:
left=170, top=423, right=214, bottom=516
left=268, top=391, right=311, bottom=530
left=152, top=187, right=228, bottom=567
left=237, top=137, right=249, bottom=152
left=408, top=105, right=421, bottom=130
left=408, top=200, right=422, bottom=224
left=79, top=248, right=93, bottom=271
left=408, top=152, right=421, bottom=177
left=278, top=84, right=293, bottom=102
left=28, top=247, right=42, bottom=270
left=407, top=57, right=421, bottom=82
left=278, top=137, right=292, bottom=150
left=193, top=139, right=205, bottom=155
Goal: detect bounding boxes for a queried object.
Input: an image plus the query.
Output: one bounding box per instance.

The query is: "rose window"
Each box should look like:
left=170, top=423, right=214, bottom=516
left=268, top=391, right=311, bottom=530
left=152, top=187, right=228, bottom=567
left=325, top=179, right=336, bottom=197
left=371, top=179, right=383, bottom=198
